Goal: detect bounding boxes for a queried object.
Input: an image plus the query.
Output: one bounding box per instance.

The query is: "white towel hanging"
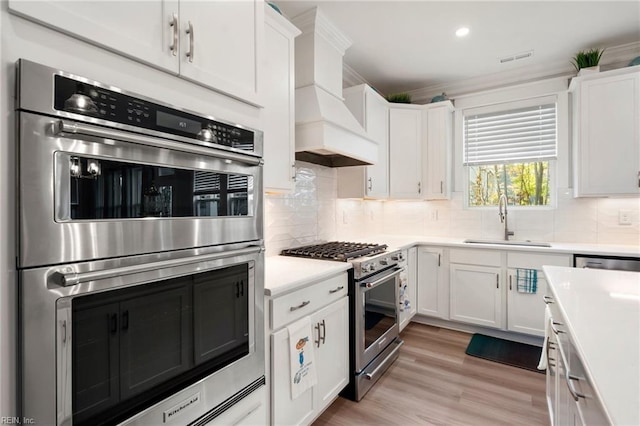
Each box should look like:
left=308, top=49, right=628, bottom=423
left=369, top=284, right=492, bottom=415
left=537, top=305, right=552, bottom=370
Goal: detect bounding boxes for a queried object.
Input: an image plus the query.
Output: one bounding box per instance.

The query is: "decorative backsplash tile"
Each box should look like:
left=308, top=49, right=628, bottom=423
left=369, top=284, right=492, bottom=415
left=266, top=164, right=639, bottom=253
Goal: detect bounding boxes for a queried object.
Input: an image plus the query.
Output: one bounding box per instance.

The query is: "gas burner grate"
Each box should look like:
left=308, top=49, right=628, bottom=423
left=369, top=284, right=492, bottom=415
left=281, top=241, right=388, bottom=261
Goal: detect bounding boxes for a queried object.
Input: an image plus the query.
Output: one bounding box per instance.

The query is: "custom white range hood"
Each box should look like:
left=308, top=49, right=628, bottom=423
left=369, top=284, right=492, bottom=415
left=291, top=7, right=378, bottom=167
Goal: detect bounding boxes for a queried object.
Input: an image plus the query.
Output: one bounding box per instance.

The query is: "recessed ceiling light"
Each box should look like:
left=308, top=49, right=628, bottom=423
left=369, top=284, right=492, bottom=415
left=456, top=27, right=470, bottom=37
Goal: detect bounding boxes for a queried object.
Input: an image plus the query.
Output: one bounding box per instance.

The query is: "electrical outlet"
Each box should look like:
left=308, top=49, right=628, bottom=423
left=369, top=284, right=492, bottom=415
left=430, top=210, right=439, bottom=221
left=619, top=209, right=632, bottom=225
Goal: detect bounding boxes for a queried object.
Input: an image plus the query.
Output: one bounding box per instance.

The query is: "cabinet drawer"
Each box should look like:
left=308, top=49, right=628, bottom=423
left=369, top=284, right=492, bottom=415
left=507, top=252, right=571, bottom=270
left=270, top=273, right=347, bottom=330
left=449, top=248, right=501, bottom=266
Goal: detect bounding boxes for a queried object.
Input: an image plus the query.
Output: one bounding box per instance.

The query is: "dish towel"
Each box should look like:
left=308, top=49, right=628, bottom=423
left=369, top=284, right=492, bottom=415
left=516, top=268, right=538, bottom=294
left=537, top=305, right=552, bottom=370
left=287, top=317, right=317, bottom=400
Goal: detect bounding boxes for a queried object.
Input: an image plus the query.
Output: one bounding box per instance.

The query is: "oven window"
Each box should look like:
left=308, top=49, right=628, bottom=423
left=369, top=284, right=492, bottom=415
left=68, top=155, right=252, bottom=219
left=71, top=264, right=249, bottom=426
left=364, top=277, right=397, bottom=350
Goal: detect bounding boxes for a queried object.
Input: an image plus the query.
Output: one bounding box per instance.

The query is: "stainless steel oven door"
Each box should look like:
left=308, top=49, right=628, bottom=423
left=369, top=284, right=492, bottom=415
left=20, top=242, right=264, bottom=426
left=18, top=112, right=263, bottom=268
left=355, top=266, right=403, bottom=372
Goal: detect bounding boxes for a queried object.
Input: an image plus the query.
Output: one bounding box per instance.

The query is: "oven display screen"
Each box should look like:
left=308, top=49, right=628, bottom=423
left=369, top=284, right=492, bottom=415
left=157, top=111, right=201, bottom=134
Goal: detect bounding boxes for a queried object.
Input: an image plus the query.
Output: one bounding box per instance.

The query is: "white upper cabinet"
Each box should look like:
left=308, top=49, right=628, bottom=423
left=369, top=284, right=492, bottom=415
left=263, top=6, right=300, bottom=192
left=389, top=105, right=423, bottom=199
left=423, top=101, right=454, bottom=200
left=178, top=0, right=263, bottom=106
left=571, top=66, right=640, bottom=196
left=9, top=0, right=264, bottom=106
left=338, top=85, right=389, bottom=199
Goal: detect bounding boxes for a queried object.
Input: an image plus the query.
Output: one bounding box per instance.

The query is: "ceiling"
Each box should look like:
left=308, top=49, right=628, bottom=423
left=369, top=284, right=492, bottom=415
left=274, top=1, right=640, bottom=95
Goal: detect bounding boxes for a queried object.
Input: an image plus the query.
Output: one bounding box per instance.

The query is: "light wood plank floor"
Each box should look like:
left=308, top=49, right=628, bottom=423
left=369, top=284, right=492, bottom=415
left=313, top=323, right=549, bottom=426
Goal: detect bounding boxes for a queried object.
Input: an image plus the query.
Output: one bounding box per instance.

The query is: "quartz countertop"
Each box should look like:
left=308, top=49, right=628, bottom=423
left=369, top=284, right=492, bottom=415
left=264, top=256, right=351, bottom=297
left=543, top=265, right=640, bottom=426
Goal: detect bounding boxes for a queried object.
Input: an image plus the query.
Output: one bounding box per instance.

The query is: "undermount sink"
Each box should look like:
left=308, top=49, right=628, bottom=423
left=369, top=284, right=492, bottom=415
left=463, top=239, right=552, bottom=248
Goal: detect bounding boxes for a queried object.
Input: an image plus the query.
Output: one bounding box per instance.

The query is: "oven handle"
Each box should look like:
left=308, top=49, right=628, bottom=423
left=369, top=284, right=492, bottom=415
left=53, top=120, right=262, bottom=166
left=53, top=246, right=261, bottom=287
left=360, top=266, right=404, bottom=289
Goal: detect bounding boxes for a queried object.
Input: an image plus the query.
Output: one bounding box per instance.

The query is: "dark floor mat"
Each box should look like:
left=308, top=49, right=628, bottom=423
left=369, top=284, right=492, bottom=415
left=465, top=334, right=544, bottom=373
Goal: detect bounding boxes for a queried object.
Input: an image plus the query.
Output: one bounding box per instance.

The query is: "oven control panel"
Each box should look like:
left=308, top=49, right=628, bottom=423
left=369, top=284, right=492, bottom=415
left=354, top=250, right=402, bottom=279
left=52, top=74, right=255, bottom=152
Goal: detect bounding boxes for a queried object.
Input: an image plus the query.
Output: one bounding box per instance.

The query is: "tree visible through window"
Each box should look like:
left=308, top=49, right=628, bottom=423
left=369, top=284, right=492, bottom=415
left=468, top=161, right=550, bottom=206
left=464, top=99, right=557, bottom=207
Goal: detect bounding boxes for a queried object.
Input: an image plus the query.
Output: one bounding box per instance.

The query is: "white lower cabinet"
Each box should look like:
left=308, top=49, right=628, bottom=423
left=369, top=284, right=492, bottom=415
left=416, top=247, right=448, bottom=319
left=204, top=386, right=266, bottom=426
left=269, top=273, right=349, bottom=426
left=506, top=269, right=549, bottom=336
left=449, top=264, right=503, bottom=329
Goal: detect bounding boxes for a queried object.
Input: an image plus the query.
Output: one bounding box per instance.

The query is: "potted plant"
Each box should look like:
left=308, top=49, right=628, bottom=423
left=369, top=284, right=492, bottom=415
left=571, top=48, right=605, bottom=75
left=386, top=92, right=412, bottom=103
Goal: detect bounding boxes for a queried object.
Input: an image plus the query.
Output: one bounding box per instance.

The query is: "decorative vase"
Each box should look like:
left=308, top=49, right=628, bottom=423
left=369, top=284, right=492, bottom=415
left=577, top=66, right=600, bottom=76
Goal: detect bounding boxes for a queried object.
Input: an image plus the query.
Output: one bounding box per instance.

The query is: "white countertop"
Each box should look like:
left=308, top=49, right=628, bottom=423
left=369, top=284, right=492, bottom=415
left=543, top=265, right=640, bottom=426
left=264, top=256, right=351, bottom=297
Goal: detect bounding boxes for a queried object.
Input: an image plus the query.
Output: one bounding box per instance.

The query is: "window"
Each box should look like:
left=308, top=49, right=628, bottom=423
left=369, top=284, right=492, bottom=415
left=463, top=98, right=557, bottom=207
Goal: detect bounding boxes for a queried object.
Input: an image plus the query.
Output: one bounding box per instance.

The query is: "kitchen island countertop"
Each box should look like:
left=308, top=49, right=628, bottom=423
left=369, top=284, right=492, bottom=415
left=543, top=265, right=640, bottom=426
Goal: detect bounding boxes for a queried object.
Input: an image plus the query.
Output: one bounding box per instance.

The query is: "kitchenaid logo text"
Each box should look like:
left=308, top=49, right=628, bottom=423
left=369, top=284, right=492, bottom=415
left=0, top=418, right=35, bottom=425
left=163, top=393, right=200, bottom=423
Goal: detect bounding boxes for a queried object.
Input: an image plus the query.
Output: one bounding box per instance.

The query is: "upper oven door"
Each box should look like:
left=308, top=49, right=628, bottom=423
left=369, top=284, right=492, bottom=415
left=356, top=266, right=402, bottom=372
left=18, top=112, right=263, bottom=268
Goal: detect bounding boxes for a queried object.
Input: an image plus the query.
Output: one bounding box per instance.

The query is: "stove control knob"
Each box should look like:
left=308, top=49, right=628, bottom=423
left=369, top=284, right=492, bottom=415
left=64, top=93, right=98, bottom=114
left=370, top=263, right=377, bottom=271
left=391, top=253, right=403, bottom=261
left=380, top=258, right=389, bottom=266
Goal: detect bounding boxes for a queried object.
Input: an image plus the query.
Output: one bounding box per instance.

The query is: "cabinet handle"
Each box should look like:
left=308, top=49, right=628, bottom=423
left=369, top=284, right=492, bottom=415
left=290, top=300, right=310, bottom=312
left=543, top=295, right=554, bottom=304
left=566, top=371, right=586, bottom=401
left=438, top=253, right=441, bottom=267
left=440, top=181, right=443, bottom=193
left=509, top=275, right=512, bottom=290
left=329, top=286, right=344, bottom=294
left=186, top=21, right=194, bottom=62
left=550, top=320, right=564, bottom=334
left=314, top=322, right=320, bottom=347
left=122, top=311, right=129, bottom=331
left=418, top=182, right=421, bottom=194
left=109, top=314, right=118, bottom=335
left=240, top=280, right=244, bottom=297
left=62, top=320, right=67, bottom=344
left=368, top=177, right=373, bottom=191
left=320, top=319, right=326, bottom=345
left=169, top=14, right=179, bottom=56
left=292, top=163, right=296, bottom=182
left=496, top=274, right=499, bottom=289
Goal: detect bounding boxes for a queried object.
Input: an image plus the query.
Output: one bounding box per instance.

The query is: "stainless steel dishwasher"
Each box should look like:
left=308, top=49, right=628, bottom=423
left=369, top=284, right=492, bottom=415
left=574, top=254, right=640, bottom=272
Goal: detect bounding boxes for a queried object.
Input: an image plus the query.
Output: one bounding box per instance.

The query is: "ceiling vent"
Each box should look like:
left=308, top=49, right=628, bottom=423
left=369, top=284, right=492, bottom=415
left=499, top=50, right=534, bottom=64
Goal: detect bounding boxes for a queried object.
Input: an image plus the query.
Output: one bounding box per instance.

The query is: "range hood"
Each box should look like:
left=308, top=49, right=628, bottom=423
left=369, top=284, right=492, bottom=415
left=291, top=8, right=378, bottom=167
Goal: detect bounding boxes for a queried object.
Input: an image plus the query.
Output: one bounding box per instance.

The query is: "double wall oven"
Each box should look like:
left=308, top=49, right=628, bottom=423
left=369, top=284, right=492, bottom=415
left=16, top=59, right=265, bottom=425
left=281, top=242, right=404, bottom=401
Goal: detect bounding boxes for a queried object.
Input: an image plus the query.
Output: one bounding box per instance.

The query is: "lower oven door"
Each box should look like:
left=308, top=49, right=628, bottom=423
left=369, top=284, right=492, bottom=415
left=18, top=112, right=263, bottom=268
left=19, top=242, right=264, bottom=426
left=356, top=266, right=403, bottom=372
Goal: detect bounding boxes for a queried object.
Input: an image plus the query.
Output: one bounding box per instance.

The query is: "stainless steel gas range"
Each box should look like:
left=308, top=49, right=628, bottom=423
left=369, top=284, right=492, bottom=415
left=282, top=242, right=404, bottom=401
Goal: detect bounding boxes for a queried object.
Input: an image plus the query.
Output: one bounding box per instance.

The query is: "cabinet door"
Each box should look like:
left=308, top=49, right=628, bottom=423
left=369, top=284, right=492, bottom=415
left=399, top=248, right=418, bottom=331
left=8, top=0, right=180, bottom=74
left=506, top=269, right=547, bottom=336
left=72, top=302, right=120, bottom=424
left=449, top=264, right=503, bottom=328
left=389, top=107, right=423, bottom=199
left=311, top=297, right=349, bottom=410
left=193, top=267, right=249, bottom=366
left=179, top=0, right=263, bottom=106
left=424, top=105, right=452, bottom=200
left=263, top=10, right=298, bottom=191
left=271, top=328, right=315, bottom=425
left=575, top=71, right=640, bottom=196
left=417, top=247, right=448, bottom=319
left=119, top=281, right=191, bottom=399
left=364, top=89, right=390, bottom=198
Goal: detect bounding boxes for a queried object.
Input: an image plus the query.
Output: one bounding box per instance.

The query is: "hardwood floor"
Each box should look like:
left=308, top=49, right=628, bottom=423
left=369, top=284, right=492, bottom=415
left=313, top=323, right=549, bottom=426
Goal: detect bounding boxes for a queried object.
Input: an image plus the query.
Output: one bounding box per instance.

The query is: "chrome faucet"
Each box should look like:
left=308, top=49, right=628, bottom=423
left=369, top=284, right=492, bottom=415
left=498, top=193, right=515, bottom=241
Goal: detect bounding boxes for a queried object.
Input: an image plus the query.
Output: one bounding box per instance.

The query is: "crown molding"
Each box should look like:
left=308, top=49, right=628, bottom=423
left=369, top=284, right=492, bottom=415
left=342, top=63, right=369, bottom=89
left=406, top=40, right=640, bottom=104
left=291, top=7, right=352, bottom=55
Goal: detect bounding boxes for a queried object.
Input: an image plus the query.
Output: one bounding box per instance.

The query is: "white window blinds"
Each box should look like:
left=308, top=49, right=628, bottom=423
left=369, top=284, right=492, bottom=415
left=463, top=103, right=557, bottom=165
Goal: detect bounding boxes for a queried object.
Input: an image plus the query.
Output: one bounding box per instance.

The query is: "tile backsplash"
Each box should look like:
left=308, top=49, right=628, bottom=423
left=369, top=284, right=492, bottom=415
left=265, top=163, right=640, bottom=253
